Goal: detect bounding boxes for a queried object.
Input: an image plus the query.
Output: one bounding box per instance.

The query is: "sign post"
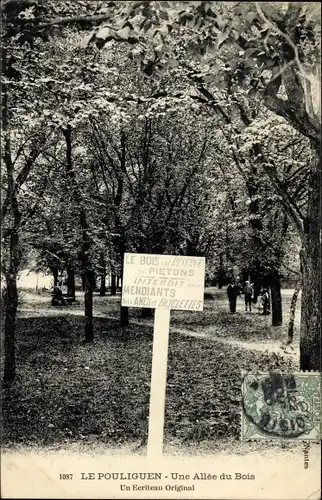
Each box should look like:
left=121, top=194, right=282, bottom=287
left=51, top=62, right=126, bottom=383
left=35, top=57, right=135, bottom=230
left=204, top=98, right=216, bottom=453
left=147, top=308, right=170, bottom=458
left=122, top=253, right=205, bottom=458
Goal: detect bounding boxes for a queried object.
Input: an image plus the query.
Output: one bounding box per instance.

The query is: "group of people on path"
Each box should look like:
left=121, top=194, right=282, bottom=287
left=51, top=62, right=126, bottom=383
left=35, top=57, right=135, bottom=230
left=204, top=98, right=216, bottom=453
left=227, top=280, right=270, bottom=315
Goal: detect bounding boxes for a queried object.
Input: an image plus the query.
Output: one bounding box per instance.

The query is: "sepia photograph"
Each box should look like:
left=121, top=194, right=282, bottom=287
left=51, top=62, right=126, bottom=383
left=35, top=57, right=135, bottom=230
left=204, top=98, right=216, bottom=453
left=1, top=1, right=321, bottom=498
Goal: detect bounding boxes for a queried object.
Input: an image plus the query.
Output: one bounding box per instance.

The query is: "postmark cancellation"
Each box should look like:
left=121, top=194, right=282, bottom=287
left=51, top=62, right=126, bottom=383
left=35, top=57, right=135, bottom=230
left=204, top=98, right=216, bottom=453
left=241, top=373, right=321, bottom=441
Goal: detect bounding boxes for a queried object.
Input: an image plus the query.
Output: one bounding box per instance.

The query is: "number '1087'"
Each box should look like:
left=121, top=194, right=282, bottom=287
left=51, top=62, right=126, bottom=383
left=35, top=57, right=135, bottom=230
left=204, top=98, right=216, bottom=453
left=59, top=474, right=73, bottom=480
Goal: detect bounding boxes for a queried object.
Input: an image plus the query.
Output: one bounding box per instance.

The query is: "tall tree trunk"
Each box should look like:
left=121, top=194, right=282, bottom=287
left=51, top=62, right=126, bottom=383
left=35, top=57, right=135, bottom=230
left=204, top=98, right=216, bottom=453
left=218, top=253, right=223, bottom=289
left=83, top=266, right=94, bottom=342
left=269, top=274, right=283, bottom=326
left=120, top=305, right=129, bottom=326
left=3, top=274, right=18, bottom=383
left=111, top=131, right=127, bottom=325
left=100, top=274, right=106, bottom=296
left=66, top=265, right=75, bottom=301
left=300, top=150, right=321, bottom=370
left=51, top=266, right=58, bottom=287
left=99, top=252, right=106, bottom=296
left=111, top=273, right=117, bottom=296
left=119, top=250, right=129, bottom=327
left=300, top=248, right=320, bottom=370
left=63, top=125, right=94, bottom=343
left=3, top=176, right=22, bottom=384
left=84, top=270, right=94, bottom=343
left=116, top=276, right=120, bottom=288
left=2, top=46, right=46, bottom=383
left=287, top=279, right=301, bottom=344
left=2, top=62, right=21, bottom=384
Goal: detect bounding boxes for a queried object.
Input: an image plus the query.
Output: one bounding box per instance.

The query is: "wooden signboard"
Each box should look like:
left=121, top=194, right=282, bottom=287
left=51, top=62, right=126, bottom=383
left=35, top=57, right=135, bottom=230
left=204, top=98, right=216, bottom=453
left=122, top=253, right=205, bottom=458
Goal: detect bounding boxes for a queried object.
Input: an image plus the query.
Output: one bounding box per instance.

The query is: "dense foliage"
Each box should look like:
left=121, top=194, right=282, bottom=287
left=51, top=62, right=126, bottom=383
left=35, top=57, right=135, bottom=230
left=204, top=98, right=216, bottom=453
left=1, top=1, right=320, bottom=383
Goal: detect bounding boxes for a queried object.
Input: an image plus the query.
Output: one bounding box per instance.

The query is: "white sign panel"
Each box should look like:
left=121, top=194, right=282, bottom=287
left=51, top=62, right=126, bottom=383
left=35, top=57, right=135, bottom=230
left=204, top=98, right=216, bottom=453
left=121, top=253, right=205, bottom=311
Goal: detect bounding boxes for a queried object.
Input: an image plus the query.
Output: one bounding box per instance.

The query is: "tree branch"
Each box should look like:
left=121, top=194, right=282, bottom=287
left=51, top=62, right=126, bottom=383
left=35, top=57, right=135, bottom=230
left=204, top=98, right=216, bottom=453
left=262, top=162, right=304, bottom=237
left=263, top=92, right=320, bottom=147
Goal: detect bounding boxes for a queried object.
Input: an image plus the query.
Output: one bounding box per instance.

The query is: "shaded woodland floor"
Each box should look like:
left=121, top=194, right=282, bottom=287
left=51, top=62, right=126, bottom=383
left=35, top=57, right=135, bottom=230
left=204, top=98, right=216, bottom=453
left=1, top=288, right=300, bottom=453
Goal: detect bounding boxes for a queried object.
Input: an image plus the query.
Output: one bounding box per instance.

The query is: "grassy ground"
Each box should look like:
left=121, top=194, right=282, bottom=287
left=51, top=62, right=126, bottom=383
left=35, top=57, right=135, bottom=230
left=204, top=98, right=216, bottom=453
left=1, top=287, right=300, bottom=453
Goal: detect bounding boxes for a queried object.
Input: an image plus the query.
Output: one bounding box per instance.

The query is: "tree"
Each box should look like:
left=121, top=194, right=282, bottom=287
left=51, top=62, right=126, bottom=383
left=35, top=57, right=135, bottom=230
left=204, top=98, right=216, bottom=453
left=1, top=0, right=56, bottom=381
left=2, top=1, right=320, bottom=371
left=1, top=0, right=123, bottom=375
left=85, top=85, right=215, bottom=324
left=86, top=1, right=320, bottom=369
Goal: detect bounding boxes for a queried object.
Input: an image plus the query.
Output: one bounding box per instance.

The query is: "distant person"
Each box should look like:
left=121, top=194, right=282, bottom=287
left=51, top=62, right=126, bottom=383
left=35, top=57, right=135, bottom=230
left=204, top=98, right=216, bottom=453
left=51, top=285, right=66, bottom=306
left=261, top=288, right=270, bottom=315
left=244, top=281, right=254, bottom=312
left=227, top=281, right=239, bottom=313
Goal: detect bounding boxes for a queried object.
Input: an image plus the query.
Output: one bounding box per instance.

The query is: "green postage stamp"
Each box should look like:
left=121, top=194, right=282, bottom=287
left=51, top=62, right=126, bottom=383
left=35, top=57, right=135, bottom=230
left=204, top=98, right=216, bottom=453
left=241, top=372, right=321, bottom=440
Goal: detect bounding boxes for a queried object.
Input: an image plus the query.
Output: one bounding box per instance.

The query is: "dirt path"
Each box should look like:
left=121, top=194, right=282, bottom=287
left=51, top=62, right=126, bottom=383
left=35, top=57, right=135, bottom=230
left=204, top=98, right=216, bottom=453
left=18, top=307, right=298, bottom=359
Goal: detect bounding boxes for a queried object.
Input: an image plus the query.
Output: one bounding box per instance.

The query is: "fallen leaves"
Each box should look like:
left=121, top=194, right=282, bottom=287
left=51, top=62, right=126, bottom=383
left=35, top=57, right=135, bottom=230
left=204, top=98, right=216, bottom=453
left=164, top=333, right=296, bottom=444
left=2, top=316, right=152, bottom=447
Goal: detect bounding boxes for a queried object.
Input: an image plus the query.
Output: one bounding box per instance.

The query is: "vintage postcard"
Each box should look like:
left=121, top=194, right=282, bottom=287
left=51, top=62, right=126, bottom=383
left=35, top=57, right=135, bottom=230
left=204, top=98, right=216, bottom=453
left=1, top=1, right=321, bottom=499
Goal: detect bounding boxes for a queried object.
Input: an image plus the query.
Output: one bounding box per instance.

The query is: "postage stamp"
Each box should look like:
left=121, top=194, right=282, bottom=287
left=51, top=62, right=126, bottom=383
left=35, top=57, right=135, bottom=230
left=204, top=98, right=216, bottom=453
left=241, top=372, right=321, bottom=440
